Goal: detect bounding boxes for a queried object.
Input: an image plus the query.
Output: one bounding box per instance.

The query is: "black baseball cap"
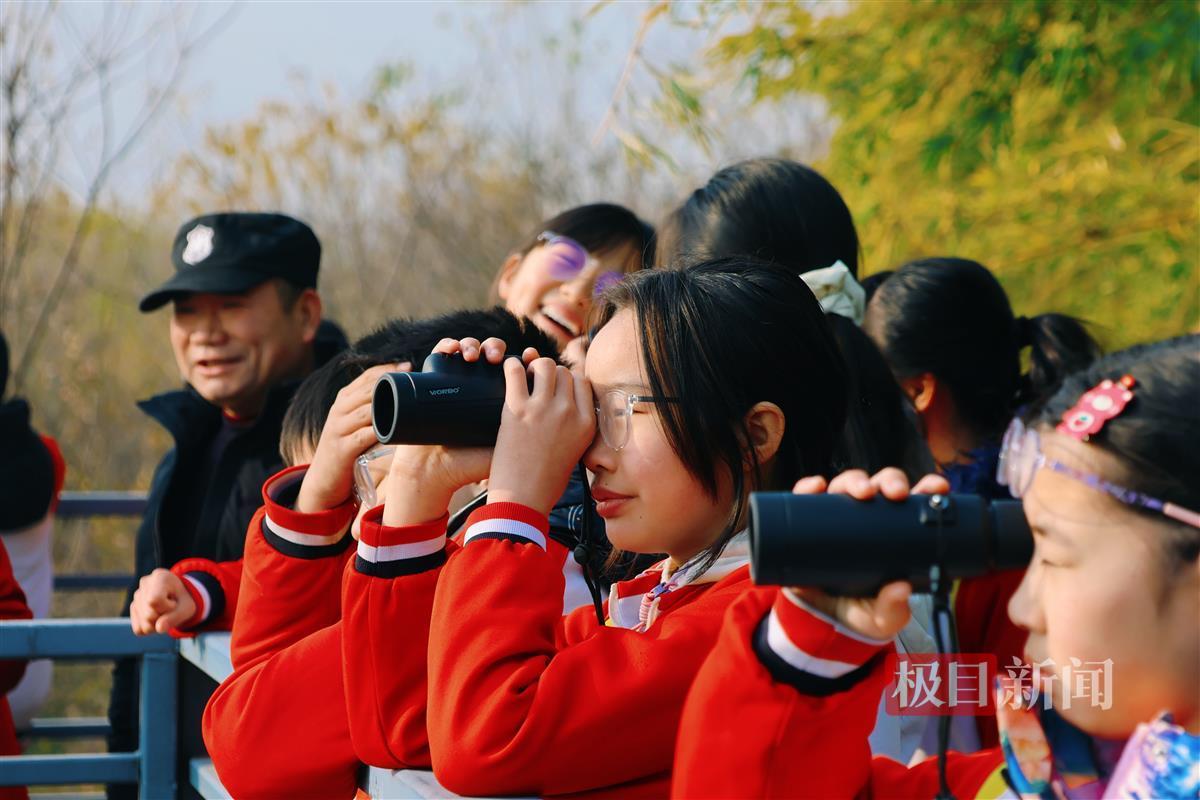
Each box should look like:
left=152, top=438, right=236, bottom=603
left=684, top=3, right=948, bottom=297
left=139, top=212, right=321, bottom=312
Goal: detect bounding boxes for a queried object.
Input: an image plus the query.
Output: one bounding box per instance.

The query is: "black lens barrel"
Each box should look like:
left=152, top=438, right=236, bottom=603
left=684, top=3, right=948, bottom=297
left=371, top=354, right=509, bottom=447
left=749, top=492, right=1032, bottom=596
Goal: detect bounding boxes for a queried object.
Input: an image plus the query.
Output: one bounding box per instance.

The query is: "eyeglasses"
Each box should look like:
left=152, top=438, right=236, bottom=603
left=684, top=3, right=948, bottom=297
left=594, top=389, right=678, bottom=451
left=353, top=445, right=395, bottom=508
left=536, top=231, right=624, bottom=297
left=998, top=417, right=1200, bottom=528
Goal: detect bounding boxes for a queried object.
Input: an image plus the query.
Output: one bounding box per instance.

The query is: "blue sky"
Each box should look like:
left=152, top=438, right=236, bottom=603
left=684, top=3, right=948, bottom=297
left=35, top=2, right=705, bottom=198
left=15, top=1, right=827, bottom=203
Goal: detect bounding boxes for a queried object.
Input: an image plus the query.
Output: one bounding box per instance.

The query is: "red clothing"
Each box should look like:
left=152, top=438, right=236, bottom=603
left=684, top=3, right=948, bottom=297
left=204, top=466, right=452, bottom=799
left=202, top=467, right=359, bottom=799
left=674, top=587, right=1009, bottom=799
left=169, top=557, right=242, bottom=636
left=205, top=467, right=754, bottom=800
left=425, top=503, right=754, bottom=798
left=955, top=570, right=1027, bottom=748
left=1, top=538, right=33, bottom=800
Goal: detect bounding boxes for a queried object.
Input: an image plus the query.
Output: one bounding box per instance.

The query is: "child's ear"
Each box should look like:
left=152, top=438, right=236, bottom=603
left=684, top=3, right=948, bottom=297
left=496, top=253, right=524, bottom=301
left=743, top=401, right=786, bottom=467
left=899, top=373, right=937, bottom=415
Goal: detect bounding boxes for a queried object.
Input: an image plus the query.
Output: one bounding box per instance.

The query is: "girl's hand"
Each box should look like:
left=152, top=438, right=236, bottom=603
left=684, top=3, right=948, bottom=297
left=487, top=351, right=596, bottom=516
left=787, top=467, right=950, bottom=641
left=378, top=336, right=515, bottom=526
left=297, top=363, right=410, bottom=514
left=430, top=336, right=512, bottom=364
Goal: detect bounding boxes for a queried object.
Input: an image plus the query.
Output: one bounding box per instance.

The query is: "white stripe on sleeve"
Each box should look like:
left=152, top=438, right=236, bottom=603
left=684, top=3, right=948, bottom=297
left=462, top=518, right=547, bottom=550
left=356, top=535, right=447, bottom=564
left=183, top=575, right=212, bottom=624
left=765, top=608, right=863, bottom=679
left=264, top=513, right=349, bottom=547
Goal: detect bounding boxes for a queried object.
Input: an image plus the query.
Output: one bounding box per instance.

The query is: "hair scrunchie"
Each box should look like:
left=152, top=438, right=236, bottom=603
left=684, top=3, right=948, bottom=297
left=800, top=261, right=866, bottom=324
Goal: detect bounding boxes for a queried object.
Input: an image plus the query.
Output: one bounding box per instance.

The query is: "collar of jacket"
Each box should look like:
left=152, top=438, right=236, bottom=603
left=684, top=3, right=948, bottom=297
left=606, top=532, right=752, bottom=630
left=137, top=382, right=292, bottom=446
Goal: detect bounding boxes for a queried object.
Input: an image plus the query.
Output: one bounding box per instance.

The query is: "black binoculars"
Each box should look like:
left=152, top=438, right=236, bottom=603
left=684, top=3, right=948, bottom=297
left=372, top=353, right=510, bottom=447
left=749, top=492, right=1032, bottom=596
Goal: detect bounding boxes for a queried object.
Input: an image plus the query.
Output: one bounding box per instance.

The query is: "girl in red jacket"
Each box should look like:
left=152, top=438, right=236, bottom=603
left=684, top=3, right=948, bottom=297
left=674, top=334, right=1200, bottom=799
left=349, top=257, right=848, bottom=798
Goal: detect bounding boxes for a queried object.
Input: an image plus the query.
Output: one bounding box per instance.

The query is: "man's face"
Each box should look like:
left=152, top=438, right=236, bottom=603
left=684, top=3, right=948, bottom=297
left=169, top=281, right=315, bottom=417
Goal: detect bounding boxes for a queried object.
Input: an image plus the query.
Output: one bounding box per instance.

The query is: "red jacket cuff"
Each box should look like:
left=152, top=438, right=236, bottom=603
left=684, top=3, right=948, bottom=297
left=173, top=574, right=209, bottom=635
left=460, top=502, right=550, bottom=550
left=261, top=465, right=356, bottom=546
left=356, top=505, right=449, bottom=567
left=765, top=589, right=890, bottom=678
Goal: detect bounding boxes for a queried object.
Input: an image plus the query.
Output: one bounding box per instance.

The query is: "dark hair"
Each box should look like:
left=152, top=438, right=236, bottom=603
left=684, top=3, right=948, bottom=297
left=512, top=203, right=655, bottom=269
left=593, top=257, right=848, bottom=571
left=490, top=203, right=656, bottom=303
left=864, top=257, right=1101, bottom=442
left=274, top=277, right=309, bottom=311
left=860, top=270, right=894, bottom=305
left=657, top=158, right=860, bottom=276
left=826, top=314, right=935, bottom=481
left=280, top=306, right=560, bottom=463
left=1038, top=334, right=1200, bottom=566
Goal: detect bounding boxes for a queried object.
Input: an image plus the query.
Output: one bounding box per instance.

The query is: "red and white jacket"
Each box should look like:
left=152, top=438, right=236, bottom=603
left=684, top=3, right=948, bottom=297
left=203, top=469, right=606, bottom=798
left=672, top=587, right=1011, bottom=799
left=423, top=505, right=755, bottom=798
left=202, top=466, right=361, bottom=799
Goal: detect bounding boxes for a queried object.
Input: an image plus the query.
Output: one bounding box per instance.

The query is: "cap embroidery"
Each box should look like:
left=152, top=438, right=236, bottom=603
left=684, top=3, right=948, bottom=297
left=182, top=224, right=215, bottom=265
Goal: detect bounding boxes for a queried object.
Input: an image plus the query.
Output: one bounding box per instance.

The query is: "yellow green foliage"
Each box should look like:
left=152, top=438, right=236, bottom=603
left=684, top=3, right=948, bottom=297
left=701, top=0, right=1199, bottom=347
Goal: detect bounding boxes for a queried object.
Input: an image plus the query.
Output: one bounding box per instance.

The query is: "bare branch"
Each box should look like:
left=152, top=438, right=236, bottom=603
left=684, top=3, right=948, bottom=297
left=10, top=2, right=239, bottom=390
left=590, top=2, right=667, bottom=147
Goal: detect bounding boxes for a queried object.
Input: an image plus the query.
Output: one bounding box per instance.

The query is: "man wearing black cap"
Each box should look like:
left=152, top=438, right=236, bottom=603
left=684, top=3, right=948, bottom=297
left=108, top=212, right=347, bottom=800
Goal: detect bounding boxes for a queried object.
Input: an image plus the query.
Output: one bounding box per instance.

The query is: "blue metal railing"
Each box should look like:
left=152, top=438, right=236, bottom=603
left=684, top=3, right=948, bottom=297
left=0, top=619, right=178, bottom=797
left=52, top=492, right=147, bottom=592
left=57, top=491, right=149, bottom=519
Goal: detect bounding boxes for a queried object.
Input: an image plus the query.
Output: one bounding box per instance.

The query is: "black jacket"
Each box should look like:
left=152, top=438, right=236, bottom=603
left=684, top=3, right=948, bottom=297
left=107, top=320, right=346, bottom=799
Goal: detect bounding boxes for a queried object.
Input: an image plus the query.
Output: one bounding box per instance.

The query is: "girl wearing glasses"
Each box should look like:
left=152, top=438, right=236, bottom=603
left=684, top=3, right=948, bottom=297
left=346, top=257, right=847, bottom=797
left=492, top=203, right=654, bottom=353
left=674, top=334, right=1200, bottom=799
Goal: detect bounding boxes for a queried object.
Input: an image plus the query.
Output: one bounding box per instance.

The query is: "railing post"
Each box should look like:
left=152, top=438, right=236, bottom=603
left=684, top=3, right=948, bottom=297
left=139, top=650, right=178, bottom=799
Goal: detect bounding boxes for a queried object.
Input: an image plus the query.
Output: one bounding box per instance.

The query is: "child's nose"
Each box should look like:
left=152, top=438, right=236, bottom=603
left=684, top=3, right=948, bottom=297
left=559, top=275, right=591, bottom=308
left=1006, top=563, right=1043, bottom=634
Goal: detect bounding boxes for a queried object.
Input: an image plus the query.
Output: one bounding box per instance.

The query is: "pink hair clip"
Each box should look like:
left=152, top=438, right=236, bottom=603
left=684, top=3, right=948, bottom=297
left=1056, top=374, right=1136, bottom=442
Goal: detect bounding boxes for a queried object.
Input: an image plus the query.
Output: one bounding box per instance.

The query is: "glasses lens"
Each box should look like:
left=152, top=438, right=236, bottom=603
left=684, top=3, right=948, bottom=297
left=598, top=390, right=630, bottom=450
left=353, top=446, right=394, bottom=507
left=543, top=236, right=588, bottom=281
left=592, top=270, right=623, bottom=297
left=998, top=418, right=1022, bottom=489
left=1014, top=426, right=1041, bottom=498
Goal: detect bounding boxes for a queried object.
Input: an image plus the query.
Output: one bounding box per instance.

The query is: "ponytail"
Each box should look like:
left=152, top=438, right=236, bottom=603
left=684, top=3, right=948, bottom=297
left=864, top=258, right=1101, bottom=441
left=1017, top=312, right=1102, bottom=415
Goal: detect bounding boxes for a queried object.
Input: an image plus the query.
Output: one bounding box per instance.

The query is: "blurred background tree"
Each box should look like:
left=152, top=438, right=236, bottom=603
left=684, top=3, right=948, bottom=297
left=628, top=0, right=1199, bottom=347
